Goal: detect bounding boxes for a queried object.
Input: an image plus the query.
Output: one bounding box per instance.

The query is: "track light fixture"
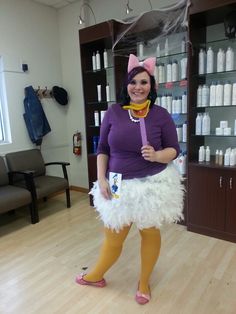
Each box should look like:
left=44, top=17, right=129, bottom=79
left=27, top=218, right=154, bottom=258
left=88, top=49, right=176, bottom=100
left=126, top=1, right=133, bottom=15
left=78, top=3, right=96, bottom=25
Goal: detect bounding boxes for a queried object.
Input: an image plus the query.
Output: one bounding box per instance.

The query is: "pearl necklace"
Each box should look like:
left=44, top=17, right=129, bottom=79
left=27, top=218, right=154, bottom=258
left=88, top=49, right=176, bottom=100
left=128, top=110, right=140, bottom=123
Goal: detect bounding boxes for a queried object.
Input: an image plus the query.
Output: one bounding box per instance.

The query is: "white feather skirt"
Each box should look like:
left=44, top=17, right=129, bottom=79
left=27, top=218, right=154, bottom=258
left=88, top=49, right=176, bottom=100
left=89, top=165, right=185, bottom=231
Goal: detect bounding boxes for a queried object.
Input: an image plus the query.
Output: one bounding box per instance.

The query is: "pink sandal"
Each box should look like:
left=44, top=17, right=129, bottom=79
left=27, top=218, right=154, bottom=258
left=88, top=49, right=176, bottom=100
left=135, top=284, right=151, bottom=305
left=75, top=273, right=107, bottom=288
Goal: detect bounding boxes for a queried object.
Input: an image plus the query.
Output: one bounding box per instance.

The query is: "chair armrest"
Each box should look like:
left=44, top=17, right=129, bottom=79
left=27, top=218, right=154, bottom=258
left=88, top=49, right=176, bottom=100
left=8, top=170, right=37, bottom=201
left=44, top=162, right=70, bottom=180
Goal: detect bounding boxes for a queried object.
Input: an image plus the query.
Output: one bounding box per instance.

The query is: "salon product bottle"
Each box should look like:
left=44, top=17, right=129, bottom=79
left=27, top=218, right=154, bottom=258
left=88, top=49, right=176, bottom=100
left=161, top=94, right=167, bottom=110
left=215, top=149, right=219, bottom=164
left=138, top=42, right=144, bottom=58
left=197, top=85, right=202, bottom=107
left=176, top=97, right=182, bottom=114
left=206, top=47, right=214, bottom=73
left=226, top=47, right=234, bottom=71
left=158, top=63, right=164, bottom=83
left=96, top=50, right=101, bottom=70
left=218, top=150, right=223, bottom=165
left=234, top=119, right=236, bottom=135
left=215, top=82, right=223, bottom=106
left=209, top=82, right=216, bottom=106
left=217, top=48, right=225, bottom=72
left=156, top=44, right=161, bottom=58
left=230, top=150, right=235, bottom=166
left=100, top=110, right=106, bottom=123
left=97, top=84, right=101, bottom=102
left=106, top=83, right=110, bottom=102
left=223, top=81, right=232, bottom=106
left=94, top=111, right=99, bottom=126
left=182, top=121, right=187, bottom=142
left=164, top=38, right=169, bottom=56
left=180, top=57, right=188, bottom=80
left=224, top=150, right=230, bottom=166
left=182, top=92, right=187, bottom=113
left=232, top=83, right=236, bottom=106
left=172, top=60, right=178, bottom=81
left=172, top=97, right=177, bottom=114
left=202, top=112, right=210, bottom=135
left=205, top=146, right=210, bottom=162
left=201, top=84, right=209, bottom=107
left=181, top=37, right=186, bottom=53
left=92, top=52, right=96, bottom=71
left=198, top=48, right=205, bottom=74
left=176, top=125, right=182, bottom=142
left=195, top=113, right=202, bottom=135
left=103, top=49, right=108, bottom=68
left=166, top=94, right=172, bottom=113
left=198, top=146, right=204, bottom=162
left=166, top=61, right=172, bottom=82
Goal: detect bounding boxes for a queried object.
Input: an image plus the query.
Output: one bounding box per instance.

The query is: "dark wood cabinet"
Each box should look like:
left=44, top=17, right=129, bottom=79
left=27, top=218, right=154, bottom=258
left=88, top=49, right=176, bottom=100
left=188, top=163, right=236, bottom=242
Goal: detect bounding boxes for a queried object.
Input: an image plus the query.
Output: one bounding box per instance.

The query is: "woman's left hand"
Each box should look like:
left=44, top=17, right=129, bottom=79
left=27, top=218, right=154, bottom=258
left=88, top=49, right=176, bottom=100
left=141, top=145, right=157, bottom=162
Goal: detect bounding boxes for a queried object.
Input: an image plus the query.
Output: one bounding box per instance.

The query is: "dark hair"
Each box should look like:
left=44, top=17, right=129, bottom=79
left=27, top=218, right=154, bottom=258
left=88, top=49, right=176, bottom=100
left=120, top=66, right=157, bottom=107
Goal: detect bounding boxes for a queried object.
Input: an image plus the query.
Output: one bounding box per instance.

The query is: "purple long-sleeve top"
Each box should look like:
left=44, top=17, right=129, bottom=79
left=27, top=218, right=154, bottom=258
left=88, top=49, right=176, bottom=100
left=97, top=103, right=180, bottom=180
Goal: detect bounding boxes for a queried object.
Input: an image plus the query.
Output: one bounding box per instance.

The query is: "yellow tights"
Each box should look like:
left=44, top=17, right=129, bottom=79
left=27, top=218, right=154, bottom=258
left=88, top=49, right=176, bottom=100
left=84, top=226, right=161, bottom=294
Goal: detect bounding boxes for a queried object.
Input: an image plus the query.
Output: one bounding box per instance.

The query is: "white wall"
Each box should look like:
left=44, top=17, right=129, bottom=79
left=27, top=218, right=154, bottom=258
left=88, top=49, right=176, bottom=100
left=0, top=0, right=70, bottom=178
left=0, top=0, right=177, bottom=190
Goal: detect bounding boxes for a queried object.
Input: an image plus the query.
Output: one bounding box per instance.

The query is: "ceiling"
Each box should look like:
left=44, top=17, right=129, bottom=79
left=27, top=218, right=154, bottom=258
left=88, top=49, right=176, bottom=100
left=32, top=0, right=79, bottom=9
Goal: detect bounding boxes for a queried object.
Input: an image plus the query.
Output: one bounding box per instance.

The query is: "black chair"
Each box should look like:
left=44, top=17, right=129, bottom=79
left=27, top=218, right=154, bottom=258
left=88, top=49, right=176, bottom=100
left=5, top=149, right=70, bottom=222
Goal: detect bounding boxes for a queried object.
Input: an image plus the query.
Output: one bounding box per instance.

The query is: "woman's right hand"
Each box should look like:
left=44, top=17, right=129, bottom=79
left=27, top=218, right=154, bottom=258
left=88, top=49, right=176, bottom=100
left=98, top=178, right=112, bottom=200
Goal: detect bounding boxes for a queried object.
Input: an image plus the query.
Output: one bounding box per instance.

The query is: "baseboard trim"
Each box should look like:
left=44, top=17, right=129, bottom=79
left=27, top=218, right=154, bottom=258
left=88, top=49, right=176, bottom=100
left=70, top=186, right=89, bottom=193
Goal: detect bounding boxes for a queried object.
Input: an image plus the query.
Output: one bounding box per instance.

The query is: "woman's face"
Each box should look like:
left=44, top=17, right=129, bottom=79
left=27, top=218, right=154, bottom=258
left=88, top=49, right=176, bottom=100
left=127, top=71, right=151, bottom=104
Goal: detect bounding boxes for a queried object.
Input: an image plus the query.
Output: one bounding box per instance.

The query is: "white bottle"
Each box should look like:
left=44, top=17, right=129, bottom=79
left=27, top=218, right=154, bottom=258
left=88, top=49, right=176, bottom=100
left=166, top=94, right=172, bottom=113
left=178, top=154, right=186, bottom=175
left=198, top=146, right=204, bottom=162
left=202, top=112, right=211, bottom=135
left=182, top=121, right=187, bottom=142
left=103, top=49, right=108, bottom=68
left=226, top=47, right=234, bottom=71
left=96, top=50, right=101, bottom=70
left=172, top=97, right=177, bottom=114
left=198, top=48, right=205, bottom=74
left=206, top=47, right=214, bottom=73
left=100, top=110, right=106, bottom=123
left=181, top=37, right=186, bottom=53
left=176, top=97, right=182, bottom=114
left=197, top=85, right=202, bottom=107
left=156, top=44, right=161, bottom=58
left=97, top=84, right=101, bottom=102
left=106, top=83, right=110, bottom=102
left=94, top=111, right=99, bottom=126
left=215, top=82, right=223, bottom=106
left=224, top=150, right=230, bottom=166
left=219, top=150, right=223, bottom=165
left=92, top=52, right=96, bottom=71
left=215, top=149, right=219, bottom=164
left=138, top=42, right=144, bottom=58
left=209, top=82, right=216, bottom=106
left=195, top=113, right=202, bottom=135
left=180, top=57, right=188, bottom=79
left=205, top=146, right=210, bottom=162
left=172, top=60, right=178, bottom=81
left=158, top=64, right=164, bottom=83
left=164, top=38, right=169, bottom=56
left=166, top=61, right=172, bottom=82
left=217, top=48, right=225, bottom=72
left=161, top=94, right=167, bottom=110
left=176, top=125, right=183, bottom=142
left=223, top=81, right=232, bottom=106
left=201, top=84, right=209, bottom=107
left=232, top=83, right=236, bottom=105
left=182, top=92, right=187, bottom=113
left=230, top=150, right=235, bottom=166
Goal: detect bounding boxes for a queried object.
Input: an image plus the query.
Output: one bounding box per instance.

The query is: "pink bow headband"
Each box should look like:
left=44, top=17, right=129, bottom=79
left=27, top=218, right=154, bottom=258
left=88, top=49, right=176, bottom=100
left=127, top=54, right=156, bottom=76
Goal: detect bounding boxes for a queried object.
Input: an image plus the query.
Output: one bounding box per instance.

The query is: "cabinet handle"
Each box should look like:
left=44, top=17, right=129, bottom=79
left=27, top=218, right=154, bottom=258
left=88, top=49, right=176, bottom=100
left=219, top=176, right=223, bottom=188
left=229, top=177, right=233, bottom=190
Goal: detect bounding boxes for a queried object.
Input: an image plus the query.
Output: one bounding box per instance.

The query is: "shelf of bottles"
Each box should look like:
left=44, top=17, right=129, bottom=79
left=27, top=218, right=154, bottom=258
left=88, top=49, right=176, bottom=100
left=193, top=24, right=236, bottom=167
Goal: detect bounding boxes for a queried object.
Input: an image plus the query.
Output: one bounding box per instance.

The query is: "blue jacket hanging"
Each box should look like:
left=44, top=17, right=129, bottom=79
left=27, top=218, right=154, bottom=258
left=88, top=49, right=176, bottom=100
left=23, top=85, right=51, bottom=146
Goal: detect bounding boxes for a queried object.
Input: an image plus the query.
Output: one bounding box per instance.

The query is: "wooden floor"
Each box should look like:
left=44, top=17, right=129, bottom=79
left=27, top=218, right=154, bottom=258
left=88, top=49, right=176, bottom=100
left=0, top=191, right=236, bottom=314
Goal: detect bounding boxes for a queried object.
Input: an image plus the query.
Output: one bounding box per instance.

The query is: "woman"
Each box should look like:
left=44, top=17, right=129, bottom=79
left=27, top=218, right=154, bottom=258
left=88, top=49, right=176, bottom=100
left=76, top=54, right=184, bottom=305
